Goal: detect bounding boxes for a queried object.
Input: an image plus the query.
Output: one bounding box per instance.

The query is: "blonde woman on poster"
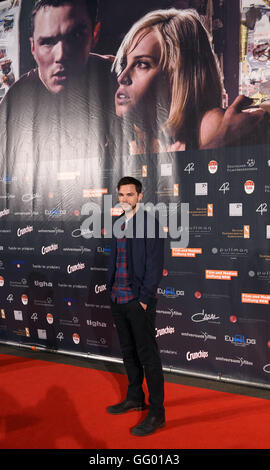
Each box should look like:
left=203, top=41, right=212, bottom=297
left=112, top=8, right=267, bottom=155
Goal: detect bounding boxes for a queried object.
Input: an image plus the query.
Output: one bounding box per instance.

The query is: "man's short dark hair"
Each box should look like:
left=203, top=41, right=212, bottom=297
left=31, top=0, right=99, bottom=34
left=117, top=176, right=142, bottom=194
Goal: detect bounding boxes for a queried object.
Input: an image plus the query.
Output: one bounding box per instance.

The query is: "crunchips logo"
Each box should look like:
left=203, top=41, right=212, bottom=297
left=0, top=208, right=10, bottom=218
left=41, top=244, right=58, bottom=255
left=156, top=326, right=175, bottom=338
left=186, top=350, right=208, bottom=361
left=17, top=225, right=33, bottom=237
left=67, top=262, right=85, bottom=274
left=95, top=283, right=106, bottom=294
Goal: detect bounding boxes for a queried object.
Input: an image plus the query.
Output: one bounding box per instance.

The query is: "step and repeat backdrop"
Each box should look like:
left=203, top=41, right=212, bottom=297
left=0, top=0, right=270, bottom=388
left=1, top=145, right=270, bottom=387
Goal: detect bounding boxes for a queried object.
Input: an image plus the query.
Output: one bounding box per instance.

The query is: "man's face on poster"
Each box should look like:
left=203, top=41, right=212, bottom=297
left=30, top=1, right=93, bottom=94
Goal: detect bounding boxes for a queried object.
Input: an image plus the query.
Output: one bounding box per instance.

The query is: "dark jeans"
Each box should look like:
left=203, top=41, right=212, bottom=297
left=110, top=298, right=165, bottom=418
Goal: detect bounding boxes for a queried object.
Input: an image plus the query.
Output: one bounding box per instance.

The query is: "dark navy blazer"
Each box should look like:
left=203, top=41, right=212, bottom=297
left=107, top=208, right=164, bottom=305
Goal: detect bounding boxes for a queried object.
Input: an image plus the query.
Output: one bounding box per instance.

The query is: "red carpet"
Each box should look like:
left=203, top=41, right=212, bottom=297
left=0, top=353, right=269, bottom=450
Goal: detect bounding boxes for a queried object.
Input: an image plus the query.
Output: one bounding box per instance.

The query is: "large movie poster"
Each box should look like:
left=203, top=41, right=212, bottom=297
left=0, top=0, right=270, bottom=388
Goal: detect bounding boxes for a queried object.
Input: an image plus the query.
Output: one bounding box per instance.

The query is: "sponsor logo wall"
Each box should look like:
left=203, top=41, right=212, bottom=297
left=1, top=145, right=270, bottom=387
left=1, top=0, right=270, bottom=389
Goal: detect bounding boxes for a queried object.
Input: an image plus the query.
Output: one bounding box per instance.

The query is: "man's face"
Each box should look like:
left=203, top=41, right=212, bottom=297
left=30, top=2, right=93, bottom=94
left=118, top=184, right=142, bottom=215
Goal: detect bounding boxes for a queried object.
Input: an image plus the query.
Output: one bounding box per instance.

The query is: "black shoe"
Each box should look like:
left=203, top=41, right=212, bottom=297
left=131, top=413, right=165, bottom=436
left=107, top=398, right=147, bottom=415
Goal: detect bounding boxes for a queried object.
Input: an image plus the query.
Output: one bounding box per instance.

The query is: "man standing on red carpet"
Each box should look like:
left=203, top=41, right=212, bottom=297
left=106, top=176, right=165, bottom=437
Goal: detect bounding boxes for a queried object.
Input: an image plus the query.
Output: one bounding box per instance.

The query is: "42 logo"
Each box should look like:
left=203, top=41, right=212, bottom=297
left=219, top=182, right=230, bottom=194
left=184, top=162, right=195, bottom=174
left=256, top=203, right=268, bottom=215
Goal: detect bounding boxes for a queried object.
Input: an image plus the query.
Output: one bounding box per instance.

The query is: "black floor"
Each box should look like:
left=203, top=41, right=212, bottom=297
left=0, top=343, right=269, bottom=401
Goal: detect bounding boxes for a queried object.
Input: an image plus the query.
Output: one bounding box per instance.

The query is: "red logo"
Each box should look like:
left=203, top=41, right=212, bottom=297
left=230, top=315, right=237, bottom=323
left=244, top=180, right=255, bottom=194
left=208, top=160, right=218, bottom=174
left=73, top=333, right=80, bottom=344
